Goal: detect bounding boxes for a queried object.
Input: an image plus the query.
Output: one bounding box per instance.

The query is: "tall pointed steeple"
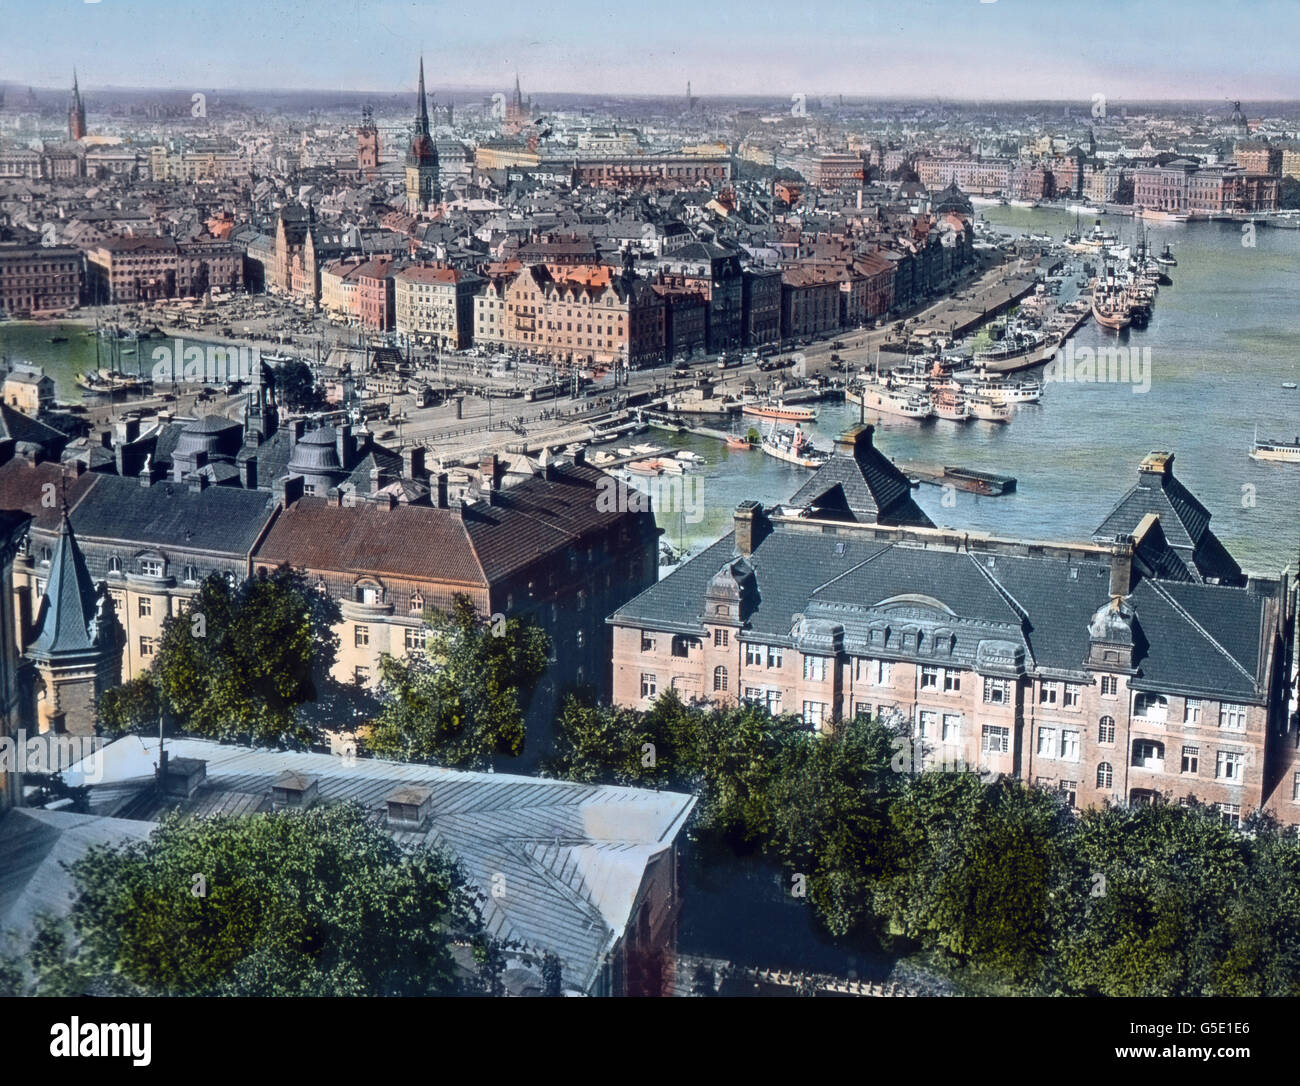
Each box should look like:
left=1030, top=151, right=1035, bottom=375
left=405, top=55, right=440, bottom=213
left=416, top=56, right=430, bottom=136
left=68, top=69, right=87, bottom=141
left=31, top=511, right=104, bottom=658
left=27, top=510, right=123, bottom=737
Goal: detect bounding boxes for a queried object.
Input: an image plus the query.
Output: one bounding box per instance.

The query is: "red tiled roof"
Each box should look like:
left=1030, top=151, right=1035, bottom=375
left=253, top=499, right=487, bottom=587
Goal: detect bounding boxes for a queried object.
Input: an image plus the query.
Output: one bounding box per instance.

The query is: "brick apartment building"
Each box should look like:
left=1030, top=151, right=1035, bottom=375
left=0, top=238, right=82, bottom=317
left=475, top=263, right=666, bottom=368
left=610, top=429, right=1298, bottom=825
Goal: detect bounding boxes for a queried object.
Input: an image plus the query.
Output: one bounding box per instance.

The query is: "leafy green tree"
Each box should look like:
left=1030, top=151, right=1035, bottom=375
left=875, top=773, right=1072, bottom=986
left=145, top=568, right=340, bottom=747
left=766, top=713, right=903, bottom=939
left=542, top=950, right=564, bottom=996
left=29, top=805, right=480, bottom=996
left=1056, top=801, right=1252, bottom=996
left=366, top=595, right=550, bottom=769
left=272, top=359, right=324, bottom=411
left=96, top=675, right=161, bottom=738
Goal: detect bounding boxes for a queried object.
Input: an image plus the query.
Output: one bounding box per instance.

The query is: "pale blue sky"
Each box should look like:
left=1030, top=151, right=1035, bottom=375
left=1, top=0, right=1296, bottom=99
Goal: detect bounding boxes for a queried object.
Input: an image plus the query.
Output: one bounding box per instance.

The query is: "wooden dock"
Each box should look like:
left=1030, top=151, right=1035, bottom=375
left=903, top=463, right=1017, bottom=496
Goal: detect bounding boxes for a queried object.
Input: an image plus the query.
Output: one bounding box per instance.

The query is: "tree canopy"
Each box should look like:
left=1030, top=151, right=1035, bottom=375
left=8, top=805, right=481, bottom=997
left=365, top=595, right=550, bottom=769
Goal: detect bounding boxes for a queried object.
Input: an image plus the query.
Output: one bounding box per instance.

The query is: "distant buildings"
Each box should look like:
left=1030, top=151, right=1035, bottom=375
left=0, top=232, right=82, bottom=317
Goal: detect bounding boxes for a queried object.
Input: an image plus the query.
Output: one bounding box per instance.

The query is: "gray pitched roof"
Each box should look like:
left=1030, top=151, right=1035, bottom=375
left=63, top=473, right=277, bottom=555
left=30, top=514, right=105, bottom=659
left=63, top=737, right=696, bottom=995
left=1093, top=452, right=1242, bottom=584
left=614, top=518, right=1276, bottom=701
left=787, top=425, right=933, bottom=527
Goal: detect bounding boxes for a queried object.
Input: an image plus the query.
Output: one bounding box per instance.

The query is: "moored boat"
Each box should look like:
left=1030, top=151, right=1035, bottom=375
left=847, top=381, right=935, bottom=420
left=967, top=394, right=1013, bottom=423
left=760, top=422, right=830, bottom=468
left=742, top=399, right=816, bottom=422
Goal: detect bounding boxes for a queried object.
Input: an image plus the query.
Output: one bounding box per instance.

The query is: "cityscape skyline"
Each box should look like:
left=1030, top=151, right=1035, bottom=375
left=3, top=0, right=1300, bottom=100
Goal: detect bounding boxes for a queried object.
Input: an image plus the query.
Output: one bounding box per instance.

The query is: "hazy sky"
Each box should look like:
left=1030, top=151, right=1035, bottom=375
left=2, top=0, right=1297, bottom=100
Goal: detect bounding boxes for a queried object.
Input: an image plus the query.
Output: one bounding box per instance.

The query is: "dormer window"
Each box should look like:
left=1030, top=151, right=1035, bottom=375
left=182, top=564, right=198, bottom=583
left=140, top=558, right=164, bottom=578
left=109, top=555, right=122, bottom=573
left=409, top=592, right=425, bottom=614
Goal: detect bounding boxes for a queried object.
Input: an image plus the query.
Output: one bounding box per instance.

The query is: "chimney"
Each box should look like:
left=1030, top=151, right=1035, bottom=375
left=289, top=418, right=306, bottom=446
left=734, top=500, right=770, bottom=556
left=1138, top=450, right=1173, bottom=482
left=1109, top=535, right=1135, bottom=597
left=480, top=453, right=498, bottom=492
left=240, top=456, right=257, bottom=489
left=157, top=755, right=206, bottom=800
left=572, top=445, right=586, bottom=466
left=188, top=473, right=208, bottom=493
left=833, top=423, right=873, bottom=460
left=402, top=445, right=426, bottom=481
left=337, top=423, right=356, bottom=471
left=281, top=474, right=305, bottom=508
left=434, top=471, right=449, bottom=509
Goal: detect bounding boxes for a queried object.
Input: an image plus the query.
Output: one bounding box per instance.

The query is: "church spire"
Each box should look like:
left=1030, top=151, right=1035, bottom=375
left=415, top=56, right=430, bottom=136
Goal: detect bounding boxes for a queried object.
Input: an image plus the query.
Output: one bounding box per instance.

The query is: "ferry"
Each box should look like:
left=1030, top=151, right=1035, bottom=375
left=1249, top=430, right=1300, bottom=463
left=847, top=382, right=935, bottom=420
left=966, top=377, right=1042, bottom=404
left=760, top=423, right=830, bottom=468
left=742, top=399, right=816, bottom=422
left=966, top=394, right=1013, bottom=423
left=1067, top=204, right=1104, bottom=216
left=931, top=386, right=971, bottom=422
left=971, top=323, right=1046, bottom=367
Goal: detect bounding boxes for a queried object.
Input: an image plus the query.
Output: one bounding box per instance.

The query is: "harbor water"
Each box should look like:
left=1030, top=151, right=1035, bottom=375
left=0, top=209, right=1296, bottom=574
left=651, top=208, right=1300, bottom=575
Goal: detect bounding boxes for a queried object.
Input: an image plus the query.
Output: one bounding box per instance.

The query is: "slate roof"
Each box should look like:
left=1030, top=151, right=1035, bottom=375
left=60, top=736, right=696, bottom=995
left=1093, top=453, right=1243, bottom=584
left=30, top=515, right=104, bottom=659
left=613, top=520, right=1276, bottom=701
left=787, top=425, right=933, bottom=527
left=61, top=473, right=277, bottom=555
left=0, top=403, right=68, bottom=456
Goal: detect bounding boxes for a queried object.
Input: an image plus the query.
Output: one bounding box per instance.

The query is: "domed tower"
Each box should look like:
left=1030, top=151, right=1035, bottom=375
left=405, top=57, right=441, bottom=214
left=286, top=423, right=353, bottom=496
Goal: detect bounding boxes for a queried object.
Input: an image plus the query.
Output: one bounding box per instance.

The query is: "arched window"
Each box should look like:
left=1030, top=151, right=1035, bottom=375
left=1097, top=762, right=1113, bottom=789
left=109, top=555, right=122, bottom=573
left=182, top=564, right=198, bottom=583
left=1098, top=715, right=1115, bottom=744
left=713, top=666, right=728, bottom=692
